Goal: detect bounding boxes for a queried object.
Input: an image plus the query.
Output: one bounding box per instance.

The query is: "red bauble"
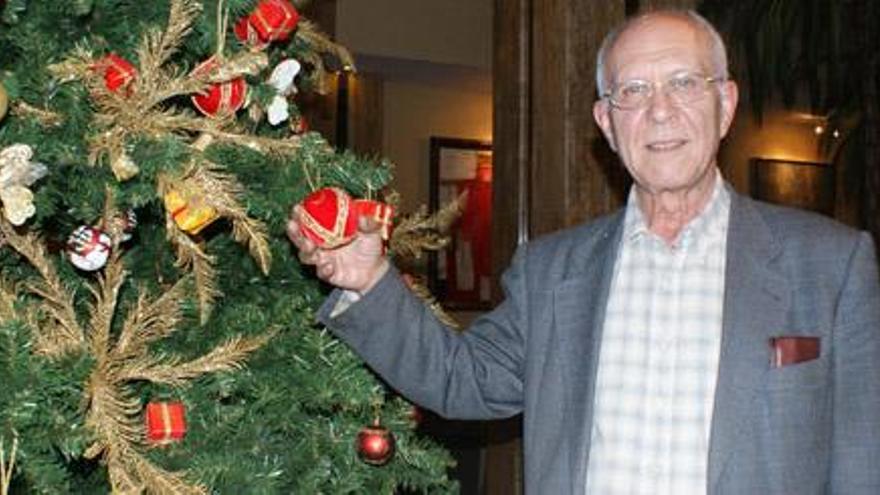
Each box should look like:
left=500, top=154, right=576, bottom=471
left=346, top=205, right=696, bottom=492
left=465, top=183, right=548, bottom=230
left=93, top=53, right=137, bottom=93
left=249, top=0, right=300, bottom=42
left=145, top=401, right=187, bottom=445
left=190, top=56, right=248, bottom=117
left=356, top=422, right=396, bottom=466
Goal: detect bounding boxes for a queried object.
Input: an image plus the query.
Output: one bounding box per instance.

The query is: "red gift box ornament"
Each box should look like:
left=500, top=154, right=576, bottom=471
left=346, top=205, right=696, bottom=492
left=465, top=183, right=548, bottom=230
left=93, top=53, right=137, bottom=94
left=250, top=0, right=300, bottom=42
left=190, top=56, right=248, bottom=118
left=145, top=401, right=187, bottom=445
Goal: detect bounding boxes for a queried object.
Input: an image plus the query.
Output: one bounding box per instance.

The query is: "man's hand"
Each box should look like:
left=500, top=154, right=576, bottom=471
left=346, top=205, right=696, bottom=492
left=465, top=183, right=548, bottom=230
left=287, top=205, right=390, bottom=294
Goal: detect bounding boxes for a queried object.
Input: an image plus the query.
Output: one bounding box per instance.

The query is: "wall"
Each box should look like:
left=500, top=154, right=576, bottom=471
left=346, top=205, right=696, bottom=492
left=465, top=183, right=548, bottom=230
left=382, top=80, right=492, bottom=213
left=336, top=0, right=492, bottom=70
left=720, top=108, right=833, bottom=193
left=720, top=105, right=859, bottom=226
left=336, top=1, right=493, bottom=214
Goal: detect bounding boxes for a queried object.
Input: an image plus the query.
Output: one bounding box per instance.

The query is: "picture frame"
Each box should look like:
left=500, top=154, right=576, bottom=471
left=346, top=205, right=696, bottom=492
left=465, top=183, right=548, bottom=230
left=750, top=158, right=836, bottom=217
left=428, top=137, right=494, bottom=311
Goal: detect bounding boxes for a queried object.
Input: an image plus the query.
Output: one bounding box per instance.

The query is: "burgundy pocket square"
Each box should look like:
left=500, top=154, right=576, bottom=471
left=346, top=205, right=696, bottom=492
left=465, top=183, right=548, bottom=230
left=769, top=336, right=820, bottom=368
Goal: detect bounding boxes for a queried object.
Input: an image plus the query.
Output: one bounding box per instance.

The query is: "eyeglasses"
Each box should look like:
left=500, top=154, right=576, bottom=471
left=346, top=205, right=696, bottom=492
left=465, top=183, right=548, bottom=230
left=603, top=72, right=726, bottom=110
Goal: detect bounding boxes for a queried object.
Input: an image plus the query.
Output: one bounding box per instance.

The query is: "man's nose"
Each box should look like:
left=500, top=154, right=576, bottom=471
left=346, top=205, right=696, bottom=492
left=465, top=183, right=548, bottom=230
left=646, top=86, right=677, bottom=122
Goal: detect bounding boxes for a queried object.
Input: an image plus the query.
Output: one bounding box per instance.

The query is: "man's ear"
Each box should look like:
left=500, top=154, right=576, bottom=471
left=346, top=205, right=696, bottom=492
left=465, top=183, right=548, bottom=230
left=718, top=80, right=739, bottom=138
left=593, top=99, right=617, bottom=152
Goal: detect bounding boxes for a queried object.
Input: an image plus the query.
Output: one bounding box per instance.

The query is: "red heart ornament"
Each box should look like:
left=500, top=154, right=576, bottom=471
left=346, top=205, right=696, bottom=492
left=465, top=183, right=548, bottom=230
left=298, top=187, right=357, bottom=248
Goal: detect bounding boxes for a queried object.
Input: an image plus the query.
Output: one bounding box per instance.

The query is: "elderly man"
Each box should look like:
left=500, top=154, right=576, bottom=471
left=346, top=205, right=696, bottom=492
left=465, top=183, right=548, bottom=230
left=288, top=9, right=880, bottom=495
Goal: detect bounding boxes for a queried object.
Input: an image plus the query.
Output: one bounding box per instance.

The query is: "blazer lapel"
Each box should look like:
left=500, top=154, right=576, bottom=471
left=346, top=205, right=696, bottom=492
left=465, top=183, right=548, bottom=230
left=552, top=214, right=624, bottom=494
left=708, top=193, right=790, bottom=491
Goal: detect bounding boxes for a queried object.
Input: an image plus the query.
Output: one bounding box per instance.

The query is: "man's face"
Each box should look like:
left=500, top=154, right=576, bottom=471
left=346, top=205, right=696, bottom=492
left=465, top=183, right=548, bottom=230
left=593, top=15, right=738, bottom=196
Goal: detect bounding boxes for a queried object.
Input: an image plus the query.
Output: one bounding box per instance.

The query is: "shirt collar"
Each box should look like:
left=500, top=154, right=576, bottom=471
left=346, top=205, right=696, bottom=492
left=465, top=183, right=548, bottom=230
left=621, top=171, right=731, bottom=249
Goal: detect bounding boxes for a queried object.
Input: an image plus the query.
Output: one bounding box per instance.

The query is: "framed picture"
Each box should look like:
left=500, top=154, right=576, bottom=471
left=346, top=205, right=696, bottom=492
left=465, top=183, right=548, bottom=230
left=428, top=137, right=493, bottom=310
left=750, top=158, right=835, bottom=217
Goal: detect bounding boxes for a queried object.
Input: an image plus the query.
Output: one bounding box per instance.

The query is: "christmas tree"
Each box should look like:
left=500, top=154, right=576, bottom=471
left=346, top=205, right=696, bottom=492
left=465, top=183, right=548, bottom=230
left=0, top=0, right=459, bottom=492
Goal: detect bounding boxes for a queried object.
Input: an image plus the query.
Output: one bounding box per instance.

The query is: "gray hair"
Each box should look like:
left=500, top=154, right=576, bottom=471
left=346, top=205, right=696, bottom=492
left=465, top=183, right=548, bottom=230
left=595, top=10, right=729, bottom=96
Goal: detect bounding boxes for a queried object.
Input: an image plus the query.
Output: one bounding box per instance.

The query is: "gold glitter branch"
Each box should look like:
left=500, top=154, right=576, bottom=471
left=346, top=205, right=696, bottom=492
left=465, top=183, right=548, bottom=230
left=119, top=332, right=274, bottom=387
left=1, top=435, right=18, bottom=495
left=74, top=231, right=265, bottom=494
left=157, top=160, right=271, bottom=324
left=296, top=19, right=355, bottom=71
left=114, top=277, right=190, bottom=359
left=137, top=0, right=202, bottom=82
left=389, top=192, right=467, bottom=260
left=406, top=277, right=460, bottom=330
left=87, top=244, right=126, bottom=364
left=188, top=161, right=272, bottom=274
left=295, top=20, right=355, bottom=95
left=0, top=220, right=85, bottom=357
left=169, top=226, right=220, bottom=325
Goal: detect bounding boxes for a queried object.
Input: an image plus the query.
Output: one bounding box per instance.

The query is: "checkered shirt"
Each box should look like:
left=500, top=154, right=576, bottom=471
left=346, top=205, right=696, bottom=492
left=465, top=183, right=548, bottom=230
left=585, top=175, right=730, bottom=495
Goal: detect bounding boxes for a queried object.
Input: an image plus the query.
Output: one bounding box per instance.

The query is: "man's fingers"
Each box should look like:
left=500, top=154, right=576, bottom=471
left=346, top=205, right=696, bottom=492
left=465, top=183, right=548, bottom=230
left=357, top=215, right=382, bottom=235
left=318, top=260, right=335, bottom=279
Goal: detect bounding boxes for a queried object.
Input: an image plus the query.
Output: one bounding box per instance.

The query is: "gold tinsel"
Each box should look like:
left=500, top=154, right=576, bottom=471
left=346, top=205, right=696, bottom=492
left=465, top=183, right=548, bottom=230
left=0, top=211, right=270, bottom=495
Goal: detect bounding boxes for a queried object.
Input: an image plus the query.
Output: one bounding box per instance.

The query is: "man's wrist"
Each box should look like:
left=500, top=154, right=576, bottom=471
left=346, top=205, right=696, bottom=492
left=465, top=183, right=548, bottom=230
left=357, top=258, right=391, bottom=296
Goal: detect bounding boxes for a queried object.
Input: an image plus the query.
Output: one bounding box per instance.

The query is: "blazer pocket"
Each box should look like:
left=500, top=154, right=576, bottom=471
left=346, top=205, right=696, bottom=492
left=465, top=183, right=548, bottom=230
left=764, top=353, right=829, bottom=391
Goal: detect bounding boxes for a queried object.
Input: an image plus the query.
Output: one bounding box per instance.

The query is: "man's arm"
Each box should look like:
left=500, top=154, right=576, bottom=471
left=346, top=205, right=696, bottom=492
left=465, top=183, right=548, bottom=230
left=318, top=258, right=527, bottom=420
left=288, top=207, right=527, bottom=420
left=831, top=232, right=880, bottom=492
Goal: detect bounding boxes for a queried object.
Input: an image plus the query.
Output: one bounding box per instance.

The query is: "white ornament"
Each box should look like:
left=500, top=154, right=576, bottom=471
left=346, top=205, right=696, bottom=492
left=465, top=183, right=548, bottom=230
left=0, top=144, right=48, bottom=225
left=268, top=59, right=301, bottom=96
left=265, top=59, right=301, bottom=126
left=66, top=225, right=112, bottom=271
left=267, top=94, right=290, bottom=126
left=0, top=186, right=36, bottom=226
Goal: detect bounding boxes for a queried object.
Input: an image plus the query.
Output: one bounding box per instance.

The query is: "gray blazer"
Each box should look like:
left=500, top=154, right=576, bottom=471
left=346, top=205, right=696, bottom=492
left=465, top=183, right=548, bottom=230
left=319, top=189, right=880, bottom=494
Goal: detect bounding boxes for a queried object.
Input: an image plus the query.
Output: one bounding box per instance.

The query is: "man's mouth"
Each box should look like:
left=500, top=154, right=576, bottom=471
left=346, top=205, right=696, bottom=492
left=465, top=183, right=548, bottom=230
left=645, top=139, right=687, bottom=151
